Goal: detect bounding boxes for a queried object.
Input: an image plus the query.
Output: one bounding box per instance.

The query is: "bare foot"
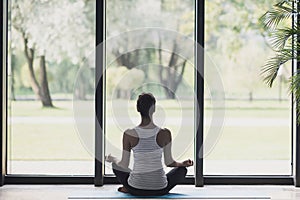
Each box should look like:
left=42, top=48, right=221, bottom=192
left=118, top=186, right=129, bottom=193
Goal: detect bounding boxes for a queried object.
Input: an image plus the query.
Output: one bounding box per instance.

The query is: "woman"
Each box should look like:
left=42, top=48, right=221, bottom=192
left=105, top=93, right=193, bottom=196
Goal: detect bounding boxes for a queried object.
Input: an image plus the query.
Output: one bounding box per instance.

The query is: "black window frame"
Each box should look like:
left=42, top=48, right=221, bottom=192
left=0, top=0, right=298, bottom=187
left=1, top=0, right=8, bottom=187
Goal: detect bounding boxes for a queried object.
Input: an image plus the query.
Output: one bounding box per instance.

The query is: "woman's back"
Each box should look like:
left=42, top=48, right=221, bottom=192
left=127, top=126, right=168, bottom=190
left=107, top=93, right=192, bottom=195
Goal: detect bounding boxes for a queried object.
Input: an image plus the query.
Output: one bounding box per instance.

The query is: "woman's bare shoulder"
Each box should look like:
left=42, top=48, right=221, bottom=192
left=157, top=128, right=172, bottom=147
left=123, top=128, right=138, bottom=137
left=124, top=128, right=139, bottom=148
left=160, top=127, right=170, bottom=132
left=159, top=128, right=171, bottom=136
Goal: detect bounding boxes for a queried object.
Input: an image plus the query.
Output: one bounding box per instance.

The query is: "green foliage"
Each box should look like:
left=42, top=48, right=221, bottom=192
left=10, top=0, right=95, bottom=98
left=259, top=0, right=300, bottom=121
left=11, top=0, right=93, bottom=61
left=105, top=0, right=195, bottom=99
left=260, top=1, right=294, bottom=29
left=106, top=67, right=145, bottom=97
left=48, top=59, right=79, bottom=94
left=9, top=0, right=288, bottom=101
left=206, top=0, right=272, bottom=56
left=260, top=0, right=294, bottom=86
left=261, top=48, right=293, bottom=87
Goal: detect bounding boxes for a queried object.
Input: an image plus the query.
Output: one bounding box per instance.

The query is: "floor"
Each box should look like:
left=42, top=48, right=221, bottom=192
left=1, top=185, right=300, bottom=200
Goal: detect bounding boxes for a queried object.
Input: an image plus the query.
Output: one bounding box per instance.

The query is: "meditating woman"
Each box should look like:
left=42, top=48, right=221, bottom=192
left=105, top=93, right=193, bottom=196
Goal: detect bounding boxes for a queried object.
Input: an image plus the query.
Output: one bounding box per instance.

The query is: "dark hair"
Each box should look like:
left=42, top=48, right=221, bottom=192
left=136, top=93, right=156, bottom=117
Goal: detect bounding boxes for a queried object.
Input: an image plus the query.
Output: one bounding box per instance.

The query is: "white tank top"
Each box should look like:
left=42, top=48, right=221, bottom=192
left=127, top=126, right=168, bottom=190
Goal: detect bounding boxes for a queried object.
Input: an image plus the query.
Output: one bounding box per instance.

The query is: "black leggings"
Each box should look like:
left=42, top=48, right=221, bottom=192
left=112, top=163, right=187, bottom=196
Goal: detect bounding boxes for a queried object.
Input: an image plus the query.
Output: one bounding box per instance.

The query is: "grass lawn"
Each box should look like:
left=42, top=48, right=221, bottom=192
left=8, top=99, right=291, bottom=163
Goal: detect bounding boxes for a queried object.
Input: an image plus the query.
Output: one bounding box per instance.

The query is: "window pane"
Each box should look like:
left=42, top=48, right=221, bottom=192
left=105, top=0, right=195, bottom=176
left=204, top=0, right=292, bottom=175
left=7, top=0, right=95, bottom=175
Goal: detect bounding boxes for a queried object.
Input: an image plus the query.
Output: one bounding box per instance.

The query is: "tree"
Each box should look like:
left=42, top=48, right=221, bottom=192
left=11, top=0, right=94, bottom=106
left=157, top=36, right=188, bottom=99
left=203, top=0, right=278, bottom=100
left=106, top=67, right=145, bottom=99
left=205, top=0, right=273, bottom=55
left=106, top=0, right=193, bottom=99
left=157, top=0, right=192, bottom=98
left=12, top=0, right=53, bottom=107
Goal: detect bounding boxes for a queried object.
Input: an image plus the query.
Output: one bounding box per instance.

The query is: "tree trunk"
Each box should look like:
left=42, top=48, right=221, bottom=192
left=157, top=37, right=186, bottom=99
left=74, top=85, right=87, bottom=100
left=10, top=54, right=16, bottom=101
left=165, top=89, right=176, bottom=99
left=249, top=91, right=253, bottom=101
left=39, top=55, right=53, bottom=107
left=74, top=71, right=87, bottom=100
left=22, top=34, right=54, bottom=107
left=23, top=37, right=43, bottom=100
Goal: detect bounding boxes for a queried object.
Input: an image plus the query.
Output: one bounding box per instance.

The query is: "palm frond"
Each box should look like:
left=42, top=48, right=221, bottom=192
left=261, top=48, right=293, bottom=87
left=276, top=0, right=294, bottom=11
left=269, top=27, right=296, bottom=50
left=260, top=0, right=294, bottom=30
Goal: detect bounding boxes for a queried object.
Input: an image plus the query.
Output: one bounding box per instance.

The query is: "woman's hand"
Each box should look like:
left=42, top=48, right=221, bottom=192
left=182, top=159, right=193, bottom=167
left=105, top=154, right=117, bottom=163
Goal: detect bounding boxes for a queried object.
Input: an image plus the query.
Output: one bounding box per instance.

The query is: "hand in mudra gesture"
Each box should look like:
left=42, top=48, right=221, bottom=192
left=182, top=159, right=193, bottom=167
left=105, top=154, right=117, bottom=163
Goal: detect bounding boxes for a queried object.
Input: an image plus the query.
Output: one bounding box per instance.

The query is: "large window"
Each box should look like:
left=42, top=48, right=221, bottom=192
left=105, top=0, right=195, bottom=176
left=7, top=0, right=95, bottom=175
left=204, top=0, right=292, bottom=175
left=1, top=0, right=296, bottom=184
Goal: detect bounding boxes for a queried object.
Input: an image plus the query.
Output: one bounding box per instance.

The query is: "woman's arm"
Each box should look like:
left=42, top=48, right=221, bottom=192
left=161, top=129, right=193, bottom=167
left=118, top=131, right=132, bottom=168
left=105, top=131, right=132, bottom=169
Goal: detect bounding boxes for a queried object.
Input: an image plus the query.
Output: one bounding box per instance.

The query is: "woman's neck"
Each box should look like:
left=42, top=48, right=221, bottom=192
left=139, top=116, right=155, bottom=128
